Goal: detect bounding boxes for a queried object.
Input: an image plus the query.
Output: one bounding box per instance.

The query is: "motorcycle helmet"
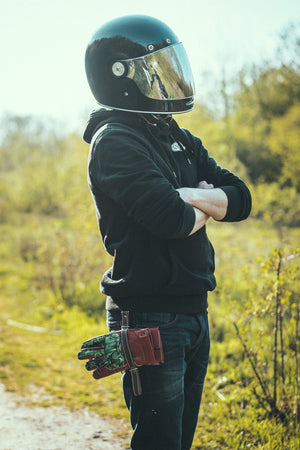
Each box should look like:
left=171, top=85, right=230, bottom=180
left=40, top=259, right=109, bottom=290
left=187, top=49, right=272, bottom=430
left=85, top=15, right=195, bottom=113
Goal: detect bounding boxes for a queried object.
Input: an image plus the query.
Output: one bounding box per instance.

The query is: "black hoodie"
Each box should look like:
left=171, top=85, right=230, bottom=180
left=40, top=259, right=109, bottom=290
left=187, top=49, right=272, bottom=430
left=83, top=109, right=251, bottom=313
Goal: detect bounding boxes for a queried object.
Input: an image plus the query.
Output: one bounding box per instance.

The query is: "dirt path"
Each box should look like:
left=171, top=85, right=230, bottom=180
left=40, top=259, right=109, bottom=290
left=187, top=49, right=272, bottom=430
left=0, top=384, right=128, bottom=450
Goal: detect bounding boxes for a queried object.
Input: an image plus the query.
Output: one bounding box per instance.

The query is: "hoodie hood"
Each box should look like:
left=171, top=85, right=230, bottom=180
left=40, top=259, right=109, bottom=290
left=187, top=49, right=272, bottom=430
left=83, top=108, right=195, bottom=168
left=83, top=109, right=115, bottom=144
left=83, top=107, right=180, bottom=143
left=83, top=108, right=144, bottom=144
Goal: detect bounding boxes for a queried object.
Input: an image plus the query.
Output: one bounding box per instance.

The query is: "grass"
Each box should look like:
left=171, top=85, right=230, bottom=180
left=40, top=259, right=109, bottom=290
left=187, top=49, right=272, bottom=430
left=0, top=290, right=130, bottom=431
left=0, top=220, right=128, bottom=429
left=0, top=216, right=299, bottom=449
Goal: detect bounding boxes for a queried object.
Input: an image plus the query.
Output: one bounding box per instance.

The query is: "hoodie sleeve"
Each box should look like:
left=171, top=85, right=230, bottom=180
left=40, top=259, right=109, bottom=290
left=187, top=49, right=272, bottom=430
left=187, top=133, right=252, bottom=222
left=88, top=125, right=195, bottom=239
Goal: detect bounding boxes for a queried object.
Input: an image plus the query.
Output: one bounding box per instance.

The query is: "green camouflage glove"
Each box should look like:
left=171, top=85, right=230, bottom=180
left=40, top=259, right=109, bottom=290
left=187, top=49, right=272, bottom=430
left=77, top=332, right=125, bottom=371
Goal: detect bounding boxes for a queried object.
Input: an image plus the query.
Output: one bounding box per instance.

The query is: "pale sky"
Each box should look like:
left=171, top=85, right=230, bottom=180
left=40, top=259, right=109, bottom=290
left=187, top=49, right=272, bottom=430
left=1, top=0, right=299, bottom=132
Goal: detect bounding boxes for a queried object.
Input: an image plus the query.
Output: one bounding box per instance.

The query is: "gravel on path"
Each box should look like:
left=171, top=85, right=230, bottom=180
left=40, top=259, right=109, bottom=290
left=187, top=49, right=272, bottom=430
left=0, top=384, right=129, bottom=450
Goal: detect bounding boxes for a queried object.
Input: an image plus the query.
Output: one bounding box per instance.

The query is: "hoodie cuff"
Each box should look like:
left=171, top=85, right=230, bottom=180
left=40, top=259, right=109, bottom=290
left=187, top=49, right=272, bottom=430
left=219, top=186, right=243, bottom=222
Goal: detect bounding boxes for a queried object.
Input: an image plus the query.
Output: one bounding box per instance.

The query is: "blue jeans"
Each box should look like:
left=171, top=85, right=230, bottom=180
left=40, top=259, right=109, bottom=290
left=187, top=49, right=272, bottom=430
left=107, top=310, right=210, bottom=450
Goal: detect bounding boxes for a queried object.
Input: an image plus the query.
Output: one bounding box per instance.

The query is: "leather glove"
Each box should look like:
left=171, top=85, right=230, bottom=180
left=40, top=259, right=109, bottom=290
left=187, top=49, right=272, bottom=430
left=78, top=332, right=126, bottom=373
left=78, top=327, right=164, bottom=382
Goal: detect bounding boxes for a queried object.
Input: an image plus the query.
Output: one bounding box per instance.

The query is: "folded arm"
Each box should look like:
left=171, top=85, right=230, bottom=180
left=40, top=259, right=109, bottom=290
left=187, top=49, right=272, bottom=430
left=189, top=207, right=210, bottom=235
left=177, top=181, right=228, bottom=220
left=177, top=181, right=227, bottom=235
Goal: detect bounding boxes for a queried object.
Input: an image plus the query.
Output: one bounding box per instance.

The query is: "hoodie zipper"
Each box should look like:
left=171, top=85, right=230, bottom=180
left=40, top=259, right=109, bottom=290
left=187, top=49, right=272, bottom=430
left=169, top=133, right=192, bottom=166
left=140, top=117, right=193, bottom=184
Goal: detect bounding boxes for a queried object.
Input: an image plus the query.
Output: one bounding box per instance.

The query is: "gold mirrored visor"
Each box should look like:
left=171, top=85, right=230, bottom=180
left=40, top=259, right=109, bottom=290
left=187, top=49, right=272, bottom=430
left=119, top=43, right=195, bottom=100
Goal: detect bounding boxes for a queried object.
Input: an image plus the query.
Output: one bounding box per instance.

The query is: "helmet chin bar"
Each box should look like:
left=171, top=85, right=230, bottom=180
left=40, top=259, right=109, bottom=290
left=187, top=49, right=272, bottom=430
left=97, top=96, right=194, bottom=115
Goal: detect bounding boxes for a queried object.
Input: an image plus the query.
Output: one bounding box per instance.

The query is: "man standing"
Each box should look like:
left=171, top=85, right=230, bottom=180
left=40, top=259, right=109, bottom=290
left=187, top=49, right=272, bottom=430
left=82, top=15, right=252, bottom=450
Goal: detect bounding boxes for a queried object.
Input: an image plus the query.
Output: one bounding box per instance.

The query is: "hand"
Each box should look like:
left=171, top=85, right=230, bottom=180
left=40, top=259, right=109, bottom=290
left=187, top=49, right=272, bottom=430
left=176, top=181, right=214, bottom=205
left=78, top=332, right=125, bottom=372
left=197, top=181, right=214, bottom=189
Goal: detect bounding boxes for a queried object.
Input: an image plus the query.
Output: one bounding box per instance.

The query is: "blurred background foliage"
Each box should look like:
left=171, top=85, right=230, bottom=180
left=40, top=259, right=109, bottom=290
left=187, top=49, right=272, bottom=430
left=0, top=23, right=299, bottom=449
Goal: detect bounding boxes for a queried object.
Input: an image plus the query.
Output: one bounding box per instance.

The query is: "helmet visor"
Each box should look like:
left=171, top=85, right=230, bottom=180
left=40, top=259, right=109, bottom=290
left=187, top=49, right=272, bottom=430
left=121, top=43, right=195, bottom=101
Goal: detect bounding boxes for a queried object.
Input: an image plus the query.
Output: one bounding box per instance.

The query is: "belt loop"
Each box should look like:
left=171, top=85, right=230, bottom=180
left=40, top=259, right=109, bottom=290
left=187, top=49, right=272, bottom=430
left=121, top=310, right=130, bottom=329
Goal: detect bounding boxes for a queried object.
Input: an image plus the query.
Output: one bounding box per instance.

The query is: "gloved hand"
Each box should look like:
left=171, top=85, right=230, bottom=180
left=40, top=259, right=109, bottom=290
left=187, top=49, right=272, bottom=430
left=78, top=332, right=126, bottom=373
left=78, top=327, right=164, bottom=383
